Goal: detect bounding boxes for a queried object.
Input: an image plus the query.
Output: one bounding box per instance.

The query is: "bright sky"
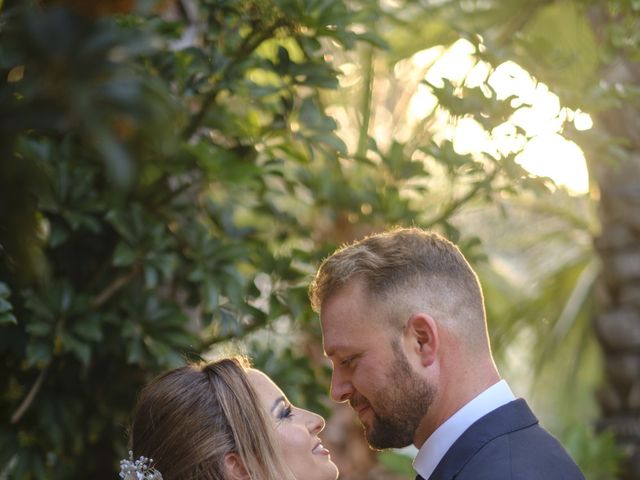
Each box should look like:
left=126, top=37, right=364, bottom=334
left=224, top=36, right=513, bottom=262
left=408, top=39, right=591, bottom=195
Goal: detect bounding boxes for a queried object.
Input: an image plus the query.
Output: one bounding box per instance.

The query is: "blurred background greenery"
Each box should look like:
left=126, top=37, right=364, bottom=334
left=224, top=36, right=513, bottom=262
left=1, top=0, right=639, bottom=479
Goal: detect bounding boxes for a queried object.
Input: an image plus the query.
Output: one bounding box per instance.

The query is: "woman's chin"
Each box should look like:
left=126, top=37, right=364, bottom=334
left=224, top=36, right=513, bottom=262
left=325, top=460, right=339, bottom=480
left=315, top=458, right=339, bottom=480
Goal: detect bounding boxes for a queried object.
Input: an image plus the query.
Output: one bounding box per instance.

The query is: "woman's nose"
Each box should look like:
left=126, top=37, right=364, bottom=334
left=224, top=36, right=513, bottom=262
left=303, top=409, right=325, bottom=434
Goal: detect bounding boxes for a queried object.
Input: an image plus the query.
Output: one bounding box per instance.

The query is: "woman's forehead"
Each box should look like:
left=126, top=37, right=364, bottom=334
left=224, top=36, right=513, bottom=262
left=247, top=369, right=283, bottom=399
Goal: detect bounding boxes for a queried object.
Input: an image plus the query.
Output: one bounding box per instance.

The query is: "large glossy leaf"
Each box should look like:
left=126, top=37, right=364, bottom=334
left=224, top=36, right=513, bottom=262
left=517, top=1, right=600, bottom=105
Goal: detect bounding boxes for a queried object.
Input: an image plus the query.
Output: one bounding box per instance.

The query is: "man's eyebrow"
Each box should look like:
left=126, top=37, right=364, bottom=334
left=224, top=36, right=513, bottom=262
left=270, top=396, right=286, bottom=413
left=324, top=345, right=348, bottom=358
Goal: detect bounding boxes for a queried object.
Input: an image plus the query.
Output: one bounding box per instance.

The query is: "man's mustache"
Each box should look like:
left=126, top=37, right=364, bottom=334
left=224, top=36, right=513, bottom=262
left=349, top=395, right=370, bottom=410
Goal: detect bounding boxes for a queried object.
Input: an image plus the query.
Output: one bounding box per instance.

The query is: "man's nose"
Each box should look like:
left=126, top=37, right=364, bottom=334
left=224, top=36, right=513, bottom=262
left=330, top=370, right=352, bottom=403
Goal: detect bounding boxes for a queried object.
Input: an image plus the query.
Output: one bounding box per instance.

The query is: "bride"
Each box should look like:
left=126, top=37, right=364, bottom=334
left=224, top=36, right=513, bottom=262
left=120, top=356, right=339, bottom=480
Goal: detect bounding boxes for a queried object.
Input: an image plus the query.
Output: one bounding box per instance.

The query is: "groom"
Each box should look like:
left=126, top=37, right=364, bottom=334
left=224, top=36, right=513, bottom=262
left=310, top=227, right=584, bottom=479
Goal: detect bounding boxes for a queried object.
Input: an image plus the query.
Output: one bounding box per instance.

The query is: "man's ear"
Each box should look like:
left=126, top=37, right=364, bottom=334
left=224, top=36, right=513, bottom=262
left=223, top=453, right=249, bottom=480
left=406, top=313, right=439, bottom=367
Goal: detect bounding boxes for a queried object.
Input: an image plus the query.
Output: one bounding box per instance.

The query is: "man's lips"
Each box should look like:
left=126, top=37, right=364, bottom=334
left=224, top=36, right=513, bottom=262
left=353, top=403, right=371, bottom=418
left=350, top=397, right=370, bottom=413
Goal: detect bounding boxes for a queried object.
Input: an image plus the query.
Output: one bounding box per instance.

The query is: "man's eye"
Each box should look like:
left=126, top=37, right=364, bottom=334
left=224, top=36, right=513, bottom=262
left=341, top=356, right=355, bottom=368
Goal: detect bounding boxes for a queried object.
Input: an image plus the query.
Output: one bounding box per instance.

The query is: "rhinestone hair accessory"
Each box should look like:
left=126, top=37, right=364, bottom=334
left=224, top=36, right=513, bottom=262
left=119, top=451, right=163, bottom=480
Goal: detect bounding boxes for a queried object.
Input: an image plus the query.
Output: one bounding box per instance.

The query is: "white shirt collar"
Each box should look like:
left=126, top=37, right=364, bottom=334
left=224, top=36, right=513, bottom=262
left=413, top=380, right=516, bottom=480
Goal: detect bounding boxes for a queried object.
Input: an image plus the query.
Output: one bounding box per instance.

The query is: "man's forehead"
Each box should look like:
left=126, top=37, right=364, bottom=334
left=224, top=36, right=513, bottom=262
left=321, top=313, right=379, bottom=359
left=321, top=284, right=373, bottom=327
left=322, top=278, right=367, bottom=308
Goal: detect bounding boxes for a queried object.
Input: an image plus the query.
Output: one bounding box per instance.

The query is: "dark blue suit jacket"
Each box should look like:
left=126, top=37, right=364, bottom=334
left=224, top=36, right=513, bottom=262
left=417, top=399, right=585, bottom=480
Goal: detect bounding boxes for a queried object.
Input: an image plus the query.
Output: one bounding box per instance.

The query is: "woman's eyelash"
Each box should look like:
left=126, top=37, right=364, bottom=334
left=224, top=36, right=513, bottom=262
left=279, top=404, right=293, bottom=419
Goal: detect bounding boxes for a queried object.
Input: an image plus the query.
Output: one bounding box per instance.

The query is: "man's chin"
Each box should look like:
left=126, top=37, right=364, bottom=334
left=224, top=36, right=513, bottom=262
left=365, top=434, right=408, bottom=450
left=364, top=431, right=385, bottom=451
left=365, top=428, right=406, bottom=450
left=364, top=418, right=414, bottom=450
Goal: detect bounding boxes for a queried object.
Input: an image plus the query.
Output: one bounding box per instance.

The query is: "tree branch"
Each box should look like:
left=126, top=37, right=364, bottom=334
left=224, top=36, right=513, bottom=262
left=200, top=312, right=269, bottom=350
left=356, top=46, right=375, bottom=159
left=424, top=167, right=500, bottom=228
left=182, top=19, right=288, bottom=141
left=90, top=263, right=142, bottom=310
left=10, top=359, right=51, bottom=424
left=10, top=261, right=141, bottom=424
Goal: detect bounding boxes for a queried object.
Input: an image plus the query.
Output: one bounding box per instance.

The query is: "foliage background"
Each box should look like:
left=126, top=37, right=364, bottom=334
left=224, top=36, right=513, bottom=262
left=1, top=0, right=636, bottom=479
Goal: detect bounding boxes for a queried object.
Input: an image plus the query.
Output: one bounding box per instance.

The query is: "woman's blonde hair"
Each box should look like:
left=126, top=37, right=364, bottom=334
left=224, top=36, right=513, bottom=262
left=130, top=357, right=295, bottom=479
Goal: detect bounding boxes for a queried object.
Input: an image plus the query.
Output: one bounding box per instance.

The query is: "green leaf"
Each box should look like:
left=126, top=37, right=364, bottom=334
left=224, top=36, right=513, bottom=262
left=203, top=282, right=219, bottom=311
left=0, top=283, right=16, bottom=325
left=0, top=297, right=13, bottom=314
left=354, top=31, right=388, bottom=50
left=26, top=320, right=51, bottom=337
left=299, top=97, right=337, bottom=132
left=72, top=316, right=103, bottom=342
left=519, top=1, right=600, bottom=101
left=127, top=339, right=144, bottom=364
left=0, top=312, right=17, bottom=325
left=385, top=16, right=458, bottom=63
left=219, top=307, right=241, bottom=337
left=145, top=337, right=172, bottom=363
left=23, top=291, right=56, bottom=322
left=26, top=341, right=52, bottom=367
left=112, top=242, right=137, bottom=267
left=309, top=133, right=347, bottom=154
left=60, top=332, right=92, bottom=365
left=144, top=265, right=159, bottom=289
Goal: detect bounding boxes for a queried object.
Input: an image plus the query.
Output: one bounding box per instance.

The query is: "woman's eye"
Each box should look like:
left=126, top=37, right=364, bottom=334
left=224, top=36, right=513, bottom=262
left=278, top=404, right=293, bottom=420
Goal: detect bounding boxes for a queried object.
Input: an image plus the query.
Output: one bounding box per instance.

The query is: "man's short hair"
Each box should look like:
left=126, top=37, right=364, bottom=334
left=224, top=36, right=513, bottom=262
left=309, top=227, right=488, bottom=347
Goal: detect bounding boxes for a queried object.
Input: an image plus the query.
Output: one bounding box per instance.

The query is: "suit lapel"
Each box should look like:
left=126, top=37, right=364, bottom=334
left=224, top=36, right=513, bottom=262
left=428, top=399, right=538, bottom=480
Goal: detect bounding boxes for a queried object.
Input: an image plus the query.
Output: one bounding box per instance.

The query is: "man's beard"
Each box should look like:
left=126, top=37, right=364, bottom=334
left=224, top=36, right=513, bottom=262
left=362, top=344, right=436, bottom=449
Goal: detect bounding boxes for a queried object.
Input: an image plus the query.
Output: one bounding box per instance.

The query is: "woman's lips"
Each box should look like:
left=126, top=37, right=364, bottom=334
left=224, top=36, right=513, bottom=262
left=312, top=441, right=330, bottom=455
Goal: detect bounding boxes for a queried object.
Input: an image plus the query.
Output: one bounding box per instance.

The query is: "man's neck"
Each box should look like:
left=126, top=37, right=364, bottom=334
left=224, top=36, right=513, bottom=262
left=413, top=369, right=501, bottom=447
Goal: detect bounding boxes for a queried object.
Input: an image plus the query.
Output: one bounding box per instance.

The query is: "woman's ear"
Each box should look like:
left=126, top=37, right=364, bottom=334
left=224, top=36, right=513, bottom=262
left=223, top=453, right=249, bottom=480
left=406, top=313, right=439, bottom=367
